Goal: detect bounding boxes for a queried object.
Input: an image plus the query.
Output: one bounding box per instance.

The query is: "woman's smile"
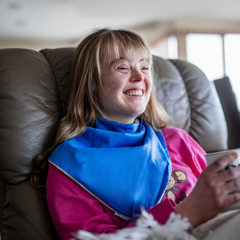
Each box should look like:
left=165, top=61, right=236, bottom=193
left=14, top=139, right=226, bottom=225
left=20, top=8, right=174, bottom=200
left=124, top=89, right=144, bottom=96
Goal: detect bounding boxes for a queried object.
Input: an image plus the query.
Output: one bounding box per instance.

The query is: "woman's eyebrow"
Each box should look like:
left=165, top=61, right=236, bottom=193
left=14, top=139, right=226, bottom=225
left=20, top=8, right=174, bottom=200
left=110, top=57, right=148, bottom=66
left=110, top=57, right=127, bottom=66
left=140, top=58, right=148, bottom=62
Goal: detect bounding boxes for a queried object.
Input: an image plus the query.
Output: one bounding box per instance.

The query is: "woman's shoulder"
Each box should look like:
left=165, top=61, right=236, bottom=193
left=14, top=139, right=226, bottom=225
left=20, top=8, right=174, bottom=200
left=161, top=127, right=189, bottom=140
left=161, top=127, right=206, bottom=155
left=161, top=127, right=201, bottom=149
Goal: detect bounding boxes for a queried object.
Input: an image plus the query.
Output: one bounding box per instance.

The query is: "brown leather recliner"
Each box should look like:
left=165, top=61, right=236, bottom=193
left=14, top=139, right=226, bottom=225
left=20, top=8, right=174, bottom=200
left=0, top=48, right=227, bottom=240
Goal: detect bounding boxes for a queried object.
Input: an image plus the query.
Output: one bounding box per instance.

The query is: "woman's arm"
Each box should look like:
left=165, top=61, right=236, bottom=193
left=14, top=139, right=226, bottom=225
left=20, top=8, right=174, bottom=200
left=162, top=128, right=240, bottom=227
left=46, top=163, right=121, bottom=240
left=175, top=152, right=240, bottom=227
left=46, top=163, right=177, bottom=240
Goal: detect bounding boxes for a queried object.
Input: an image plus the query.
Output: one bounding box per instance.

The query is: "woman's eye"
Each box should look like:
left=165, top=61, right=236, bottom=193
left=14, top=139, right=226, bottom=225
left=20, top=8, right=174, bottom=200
left=142, top=66, right=149, bottom=70
left=117, top=67, right=128, bottom=70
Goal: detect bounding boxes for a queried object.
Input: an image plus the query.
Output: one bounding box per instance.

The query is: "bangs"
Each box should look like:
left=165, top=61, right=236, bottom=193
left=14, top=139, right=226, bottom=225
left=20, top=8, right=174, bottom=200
left=98, top=29, right=152, bottom=67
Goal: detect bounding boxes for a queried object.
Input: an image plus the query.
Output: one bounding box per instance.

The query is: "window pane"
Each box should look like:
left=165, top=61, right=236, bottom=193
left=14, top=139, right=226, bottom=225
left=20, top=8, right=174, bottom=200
left=151, top=36, right=178, bottom=59
left=168, top=36, right=178, bottom=59
left=186, top=34, right=224, bottom=81
left=151, top=39, right=168, bottom=59
left=224, top=34, right=240, bottom=109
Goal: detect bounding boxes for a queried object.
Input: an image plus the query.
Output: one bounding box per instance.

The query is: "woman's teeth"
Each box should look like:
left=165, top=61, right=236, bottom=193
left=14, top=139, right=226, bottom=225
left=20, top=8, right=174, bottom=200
left=126, top=90, right=143, bottom=96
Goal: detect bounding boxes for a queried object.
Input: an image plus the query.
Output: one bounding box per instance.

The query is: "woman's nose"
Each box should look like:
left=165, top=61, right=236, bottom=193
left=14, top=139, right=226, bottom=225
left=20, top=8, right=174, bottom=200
left=130, top=69, right=144, bottom=81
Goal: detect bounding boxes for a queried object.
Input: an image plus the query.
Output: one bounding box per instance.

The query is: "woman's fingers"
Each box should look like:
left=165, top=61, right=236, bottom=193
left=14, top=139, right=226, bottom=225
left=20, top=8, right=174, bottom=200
left=221, top=192, right=240, bottom=209
left=198, top=152, right=239, bottom=193
left=224, top=177, right=240, bottom=194
left=205, top=152, right=240, bottom=198
left=219, top=165, right=240, bottom=184
left=207, top=152, right=238, bottom=173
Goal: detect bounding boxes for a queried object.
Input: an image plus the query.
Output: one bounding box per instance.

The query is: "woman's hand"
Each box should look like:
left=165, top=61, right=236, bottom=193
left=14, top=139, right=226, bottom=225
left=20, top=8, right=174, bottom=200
left=175, top=152, right=240, bottom=227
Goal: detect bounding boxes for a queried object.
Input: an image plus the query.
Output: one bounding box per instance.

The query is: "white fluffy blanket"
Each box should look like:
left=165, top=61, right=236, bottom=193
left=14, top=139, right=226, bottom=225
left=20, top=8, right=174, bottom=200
left=192, top=209, right=240, bottom=240
left=71, top=210, right=196, bottom=240
left=71, top=209, right=240, bottom=240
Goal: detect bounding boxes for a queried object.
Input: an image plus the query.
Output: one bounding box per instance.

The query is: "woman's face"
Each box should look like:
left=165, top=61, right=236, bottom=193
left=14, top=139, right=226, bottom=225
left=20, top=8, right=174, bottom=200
left=97, top=49, right=152, bottom=123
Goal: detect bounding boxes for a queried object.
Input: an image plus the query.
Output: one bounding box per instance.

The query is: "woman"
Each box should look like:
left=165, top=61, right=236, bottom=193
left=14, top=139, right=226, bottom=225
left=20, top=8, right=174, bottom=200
left=33, top=28, right=240, bottom=240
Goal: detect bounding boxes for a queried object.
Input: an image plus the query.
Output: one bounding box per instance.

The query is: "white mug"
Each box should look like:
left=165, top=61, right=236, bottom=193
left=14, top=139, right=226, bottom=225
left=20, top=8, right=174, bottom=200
left=205, top=148, right=240, bottom=211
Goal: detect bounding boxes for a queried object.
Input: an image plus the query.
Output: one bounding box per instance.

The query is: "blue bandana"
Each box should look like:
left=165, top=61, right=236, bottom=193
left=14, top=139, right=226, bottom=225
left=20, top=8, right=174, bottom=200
left=49, top=118, right=171, bottom=222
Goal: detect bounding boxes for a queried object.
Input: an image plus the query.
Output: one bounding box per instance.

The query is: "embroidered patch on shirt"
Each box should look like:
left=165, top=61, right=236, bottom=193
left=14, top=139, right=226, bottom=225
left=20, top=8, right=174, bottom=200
left=165, top=170, right=187, bottom=204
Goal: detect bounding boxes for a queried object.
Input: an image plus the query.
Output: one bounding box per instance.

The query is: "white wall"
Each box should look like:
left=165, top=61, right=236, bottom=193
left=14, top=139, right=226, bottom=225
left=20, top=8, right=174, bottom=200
left=0, top=39, right=80, bottom=51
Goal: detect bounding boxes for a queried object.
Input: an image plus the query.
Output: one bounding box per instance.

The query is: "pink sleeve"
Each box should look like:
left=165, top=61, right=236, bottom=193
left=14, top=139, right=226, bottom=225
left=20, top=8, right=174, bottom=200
left=46, top=164, right=176, bottom=239
left=46, top=163, right=120, bottom=240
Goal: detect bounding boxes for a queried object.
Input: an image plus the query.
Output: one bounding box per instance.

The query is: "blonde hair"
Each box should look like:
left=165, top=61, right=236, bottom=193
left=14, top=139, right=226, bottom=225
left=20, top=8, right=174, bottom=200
left=31, top=28, right=170, bottom=190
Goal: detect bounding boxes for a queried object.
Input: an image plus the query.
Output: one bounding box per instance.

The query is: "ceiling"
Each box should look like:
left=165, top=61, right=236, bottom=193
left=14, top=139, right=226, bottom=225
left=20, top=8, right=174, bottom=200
left=1, top=0, right=240, bottom=41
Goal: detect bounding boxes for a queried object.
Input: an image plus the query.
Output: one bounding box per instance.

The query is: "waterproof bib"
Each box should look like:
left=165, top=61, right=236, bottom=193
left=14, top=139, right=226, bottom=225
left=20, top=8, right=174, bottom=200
left=49, top=118, right=171, bottom=222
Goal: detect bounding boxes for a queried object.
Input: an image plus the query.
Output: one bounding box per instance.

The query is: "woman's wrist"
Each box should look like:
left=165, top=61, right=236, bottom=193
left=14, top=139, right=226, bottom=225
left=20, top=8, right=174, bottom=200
left=174, top=200, right=203, bottom=228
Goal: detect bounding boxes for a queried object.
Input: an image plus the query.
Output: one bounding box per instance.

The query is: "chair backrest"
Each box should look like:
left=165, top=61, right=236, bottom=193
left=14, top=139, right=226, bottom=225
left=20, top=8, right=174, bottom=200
left=0, top=48, right=227, bottom=240
left=214, top=77, right=240, bottom=149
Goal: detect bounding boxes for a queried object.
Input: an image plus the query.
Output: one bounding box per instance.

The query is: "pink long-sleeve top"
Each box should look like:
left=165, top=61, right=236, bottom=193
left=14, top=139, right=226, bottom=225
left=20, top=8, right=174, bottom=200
left=46, top=127, right=207, bottom=240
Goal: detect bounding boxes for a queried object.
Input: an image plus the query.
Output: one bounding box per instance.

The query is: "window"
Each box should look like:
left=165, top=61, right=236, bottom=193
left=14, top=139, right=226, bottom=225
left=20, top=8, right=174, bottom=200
left=224, top=34, right=240, bottom=108
left=151, top=35, right=178, bottom=59
left=186, top=33, right=224, bottom=80
left=186, top=33, right=240, bottom=109
left=168, top=35, right=178, bottom=59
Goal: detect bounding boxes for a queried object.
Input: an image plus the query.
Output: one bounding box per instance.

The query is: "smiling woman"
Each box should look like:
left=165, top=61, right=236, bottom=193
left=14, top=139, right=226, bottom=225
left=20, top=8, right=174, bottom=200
left=30, top=28, right=240, bottom=240
left=66, top=28, right=169, bottom=133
